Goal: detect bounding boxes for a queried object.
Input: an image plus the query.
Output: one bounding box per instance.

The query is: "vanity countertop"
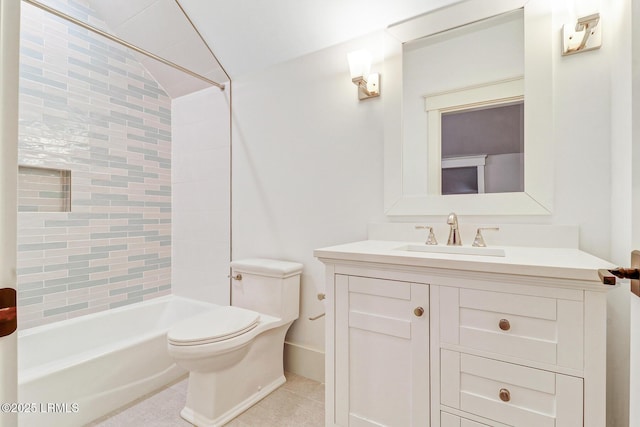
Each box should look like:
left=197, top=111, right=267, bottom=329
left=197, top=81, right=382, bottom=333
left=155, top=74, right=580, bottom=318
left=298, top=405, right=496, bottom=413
left=314, top=240, right=617, bottom=284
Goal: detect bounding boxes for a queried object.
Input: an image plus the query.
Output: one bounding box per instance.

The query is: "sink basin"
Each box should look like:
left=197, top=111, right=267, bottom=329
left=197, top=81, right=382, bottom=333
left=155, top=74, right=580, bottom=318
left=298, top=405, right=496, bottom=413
left=396, top=244, right=506, bottom=257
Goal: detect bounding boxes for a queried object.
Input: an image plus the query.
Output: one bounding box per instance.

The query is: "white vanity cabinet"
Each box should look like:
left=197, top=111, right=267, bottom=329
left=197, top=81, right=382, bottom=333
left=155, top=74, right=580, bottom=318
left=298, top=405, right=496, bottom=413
left=316, top=241, right=614, bottom=427
left=332, top=273, right=430, bottom=426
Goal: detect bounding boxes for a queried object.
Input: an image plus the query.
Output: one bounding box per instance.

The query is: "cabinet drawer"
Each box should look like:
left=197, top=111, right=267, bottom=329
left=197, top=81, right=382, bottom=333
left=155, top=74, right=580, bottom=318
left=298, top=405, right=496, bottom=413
left=441, top=412, right=491, bottom=427
left=440, top=287, right=584, bottom=369
left=441, top=350, right=583, bottom=427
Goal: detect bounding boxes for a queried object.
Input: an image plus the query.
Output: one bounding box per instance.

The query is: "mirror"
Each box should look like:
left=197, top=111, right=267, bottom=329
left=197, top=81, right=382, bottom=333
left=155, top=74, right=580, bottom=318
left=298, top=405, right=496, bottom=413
left=384, top=0, right=552, bottom=216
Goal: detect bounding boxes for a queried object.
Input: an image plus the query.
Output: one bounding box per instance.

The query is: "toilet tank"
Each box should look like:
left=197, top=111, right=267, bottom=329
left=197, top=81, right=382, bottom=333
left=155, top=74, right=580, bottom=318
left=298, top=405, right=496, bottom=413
left=230, top=259, right=303, bottom=322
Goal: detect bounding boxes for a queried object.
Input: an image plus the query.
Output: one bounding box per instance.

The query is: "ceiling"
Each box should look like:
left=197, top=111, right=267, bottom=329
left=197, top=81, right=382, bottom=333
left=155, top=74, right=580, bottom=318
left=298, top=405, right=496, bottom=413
left=42, top=0, right=464, bottom=95
left=177, top=0, right=462, bottom=78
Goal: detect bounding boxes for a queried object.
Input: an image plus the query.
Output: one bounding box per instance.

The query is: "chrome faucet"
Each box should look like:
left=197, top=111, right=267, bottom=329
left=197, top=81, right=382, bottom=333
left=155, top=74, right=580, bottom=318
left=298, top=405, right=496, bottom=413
left=447, top=212, right=462, bottom=246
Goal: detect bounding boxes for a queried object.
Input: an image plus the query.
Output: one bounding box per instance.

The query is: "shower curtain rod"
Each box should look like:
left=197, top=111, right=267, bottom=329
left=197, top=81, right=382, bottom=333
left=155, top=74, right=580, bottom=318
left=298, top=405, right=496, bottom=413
left=22, top=0, right=225, bottom=90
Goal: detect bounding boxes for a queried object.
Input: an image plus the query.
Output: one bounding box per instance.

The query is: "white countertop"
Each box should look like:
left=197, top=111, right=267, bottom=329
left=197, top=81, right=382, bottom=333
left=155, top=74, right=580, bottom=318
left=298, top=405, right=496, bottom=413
left=314, top=240, right=618, bottom=283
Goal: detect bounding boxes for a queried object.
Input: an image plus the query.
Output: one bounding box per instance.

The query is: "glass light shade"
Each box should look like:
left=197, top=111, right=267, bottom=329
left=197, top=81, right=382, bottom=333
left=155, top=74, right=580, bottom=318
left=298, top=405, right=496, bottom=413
left=347, top=50, right=372, bottom=80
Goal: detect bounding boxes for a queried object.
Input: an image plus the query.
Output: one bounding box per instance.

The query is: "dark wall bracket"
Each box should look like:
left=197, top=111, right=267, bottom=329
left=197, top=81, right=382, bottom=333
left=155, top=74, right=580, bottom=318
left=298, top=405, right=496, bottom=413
left=0, top=288, right=17, bottom=337
left=598, top=250, right=640, bottom=296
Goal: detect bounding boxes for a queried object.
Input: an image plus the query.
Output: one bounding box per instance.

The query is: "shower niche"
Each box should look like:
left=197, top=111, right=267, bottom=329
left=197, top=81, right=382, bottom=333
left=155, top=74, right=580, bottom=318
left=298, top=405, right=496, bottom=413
left=18, top=166, right=71, bottom=212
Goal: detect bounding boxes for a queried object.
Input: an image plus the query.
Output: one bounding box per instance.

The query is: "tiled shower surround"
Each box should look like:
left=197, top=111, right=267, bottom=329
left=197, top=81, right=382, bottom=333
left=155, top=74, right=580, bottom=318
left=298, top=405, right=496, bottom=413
left=17, top=1, right=172, bottom=329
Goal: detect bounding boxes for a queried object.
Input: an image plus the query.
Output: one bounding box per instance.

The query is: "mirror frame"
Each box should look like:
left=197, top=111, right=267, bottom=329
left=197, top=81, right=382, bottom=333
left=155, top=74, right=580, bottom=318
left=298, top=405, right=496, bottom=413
left=383, top=0, right=552, bottom=216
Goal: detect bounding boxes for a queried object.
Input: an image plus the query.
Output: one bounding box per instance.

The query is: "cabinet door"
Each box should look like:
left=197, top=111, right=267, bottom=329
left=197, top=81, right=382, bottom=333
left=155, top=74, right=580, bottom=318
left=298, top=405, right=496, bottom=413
left=335, top=275, right=429, bottom=427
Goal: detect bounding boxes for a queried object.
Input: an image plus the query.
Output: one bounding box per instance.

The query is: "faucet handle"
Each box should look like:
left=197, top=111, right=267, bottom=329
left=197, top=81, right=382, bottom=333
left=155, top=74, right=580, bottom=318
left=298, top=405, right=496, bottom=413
left=415, top=225, right=438, bottom=245
left=473, top=227, right=500, bottom=247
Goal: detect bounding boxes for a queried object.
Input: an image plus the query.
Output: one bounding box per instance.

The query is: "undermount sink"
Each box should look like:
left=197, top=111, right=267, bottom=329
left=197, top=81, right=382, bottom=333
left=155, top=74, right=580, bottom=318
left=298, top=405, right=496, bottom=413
left=396, top=244, right=506, bottom=257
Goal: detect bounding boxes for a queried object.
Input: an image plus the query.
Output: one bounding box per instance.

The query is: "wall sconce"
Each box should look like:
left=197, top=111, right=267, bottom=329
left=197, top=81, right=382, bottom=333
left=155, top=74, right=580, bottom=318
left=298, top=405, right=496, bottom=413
left=562, top=13, right=601, bottom=56
left=347, top=50, right=380, bottom=100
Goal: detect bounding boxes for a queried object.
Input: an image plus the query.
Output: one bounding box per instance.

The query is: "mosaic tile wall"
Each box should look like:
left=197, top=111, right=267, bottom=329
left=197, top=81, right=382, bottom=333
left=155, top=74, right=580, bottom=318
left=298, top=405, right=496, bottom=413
left=17, top=1, right=172, bottom=329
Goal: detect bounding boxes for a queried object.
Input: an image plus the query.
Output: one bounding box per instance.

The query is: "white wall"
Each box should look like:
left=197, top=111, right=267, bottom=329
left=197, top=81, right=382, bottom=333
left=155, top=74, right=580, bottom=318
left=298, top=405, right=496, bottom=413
left=231, top=33, right=386, bottom=380
left=608, top=0, right=633, bottom=425
left=0, top=0, right=20, bottom=424
left=172, top=86, right=231, bottom=305
left=229, top=6, right=630, bottom=419
left=629, top=0, right=640, bottom=425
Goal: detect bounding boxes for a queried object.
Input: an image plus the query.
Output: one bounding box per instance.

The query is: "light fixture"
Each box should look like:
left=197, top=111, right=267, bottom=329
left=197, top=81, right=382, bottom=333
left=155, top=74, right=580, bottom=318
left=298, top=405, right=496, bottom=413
left=347, top=50, right=380, bottom=100
left=562, top=13, right=601, bottom=56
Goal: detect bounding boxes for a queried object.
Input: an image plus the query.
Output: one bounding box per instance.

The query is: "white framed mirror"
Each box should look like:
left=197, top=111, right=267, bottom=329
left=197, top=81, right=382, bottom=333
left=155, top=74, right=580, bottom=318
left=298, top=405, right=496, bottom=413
left=383, top=0, right=552, bottom=216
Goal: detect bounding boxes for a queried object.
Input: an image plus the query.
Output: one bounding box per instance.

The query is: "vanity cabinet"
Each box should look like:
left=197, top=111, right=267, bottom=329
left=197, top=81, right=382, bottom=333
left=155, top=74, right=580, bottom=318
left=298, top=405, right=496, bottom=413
left=317, top=242, right=613, bottom=427
left=333, top=274, right=429, bottom=426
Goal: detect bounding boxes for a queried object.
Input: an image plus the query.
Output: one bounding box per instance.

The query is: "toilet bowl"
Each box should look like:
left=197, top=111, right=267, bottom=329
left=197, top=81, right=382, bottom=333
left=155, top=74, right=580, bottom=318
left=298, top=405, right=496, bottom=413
left=167, top=259, right=303, bottom=427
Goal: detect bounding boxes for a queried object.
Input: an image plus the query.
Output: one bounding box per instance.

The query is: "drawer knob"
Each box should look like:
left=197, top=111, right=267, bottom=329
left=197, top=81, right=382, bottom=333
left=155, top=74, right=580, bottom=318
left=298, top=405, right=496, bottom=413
left=498, top=318, right=511, bottom=331
left=414, top=307, right=424, bottom=317
left=499, top=388, right=511, bottom=402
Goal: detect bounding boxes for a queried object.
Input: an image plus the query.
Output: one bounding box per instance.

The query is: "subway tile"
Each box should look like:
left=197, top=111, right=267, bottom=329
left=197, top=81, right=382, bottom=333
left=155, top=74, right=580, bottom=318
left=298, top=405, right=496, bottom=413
left=128, top=253, right=158, bottom=262
left=68, top=43, right=108, bottom=62
left=17, top=2, right=174, bottom=329
left=109, top=97, right=144, bottom=112
left=109, top=297, right=143, bottom=309
left=68, top=252, right=109, bottom=262
left=68, top=57, right=108, bottom=76
left=128, top=265, right=159, bottom=275
left=108, top=272, right=143, bottom=284
left=20, top=46, right=44, bottom=60
left=68, top=212, right=109, bottom=220
left=18, top=280, right=44, bottom=292
left=128, top=287, right=158, bottom=299
left=19, top=284, right=67, bottom=299
left=127, top=84, right=158, bottom=99
left=91, top=244, right=128, bottom=253
left=145, top=257, right=171, bottom=266
left=19, top=296, right=44, bottom=306
left=44, top=260, right=90, bottom=272
left=68, top=69, right=108, bottom=88
left=128, top=170, right=158, bottom=179
left=90, top=231, right=128, bottom=239
left=16, top=265, right=44, bottom=276
left=68, top=278, right=109, bottom=290
left=129, top=219, right=159, bottom=225
left=18, top=242, right=67, bottom=252
left=44, top=302, right=89, bottom=317
left=109, top=284, right=143, bottom=296
left=45, top=274, right=90, bottom=287
left=68, top=265, right=110, bottom=276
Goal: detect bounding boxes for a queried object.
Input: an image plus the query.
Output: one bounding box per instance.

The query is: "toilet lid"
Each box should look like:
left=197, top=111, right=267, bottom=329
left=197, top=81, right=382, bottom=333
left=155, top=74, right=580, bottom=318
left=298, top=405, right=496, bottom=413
left=167, top=306, right=260, bottom=346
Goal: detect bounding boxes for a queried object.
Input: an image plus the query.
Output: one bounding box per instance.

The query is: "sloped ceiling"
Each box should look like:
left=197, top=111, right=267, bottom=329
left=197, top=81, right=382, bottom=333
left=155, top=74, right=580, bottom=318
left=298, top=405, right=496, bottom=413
left=178, top=0, right=463, bottom=78
left=86, top=0, right=229, bottom=97
left=84, top=0, right=463, bottom=85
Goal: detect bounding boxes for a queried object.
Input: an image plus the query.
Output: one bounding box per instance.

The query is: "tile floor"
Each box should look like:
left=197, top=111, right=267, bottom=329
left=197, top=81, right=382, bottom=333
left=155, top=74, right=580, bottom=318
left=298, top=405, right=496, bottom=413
left=89, top=372, right=324, bottom=426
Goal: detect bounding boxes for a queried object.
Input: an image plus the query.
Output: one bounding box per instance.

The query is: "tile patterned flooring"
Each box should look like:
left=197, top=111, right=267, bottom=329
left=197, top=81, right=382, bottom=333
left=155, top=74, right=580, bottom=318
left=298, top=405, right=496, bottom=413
left=89, top=372, right=324, bottom=426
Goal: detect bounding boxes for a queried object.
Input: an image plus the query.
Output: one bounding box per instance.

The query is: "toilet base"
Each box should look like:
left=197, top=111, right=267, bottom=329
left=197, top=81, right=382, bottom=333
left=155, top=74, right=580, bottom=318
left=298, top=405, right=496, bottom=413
left=179, top=374, right=285, bottom=427
left=173, top=323, right=291, bottom=427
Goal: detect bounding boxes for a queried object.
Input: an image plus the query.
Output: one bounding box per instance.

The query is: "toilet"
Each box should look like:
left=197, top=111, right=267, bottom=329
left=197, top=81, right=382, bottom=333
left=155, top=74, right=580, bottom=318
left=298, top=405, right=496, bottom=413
left=166, top=259, right=303, bottom=427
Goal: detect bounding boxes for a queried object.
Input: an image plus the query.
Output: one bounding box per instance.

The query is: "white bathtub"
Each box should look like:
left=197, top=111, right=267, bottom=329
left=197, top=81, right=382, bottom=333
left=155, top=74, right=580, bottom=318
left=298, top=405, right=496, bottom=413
left=17, top=295, right=218, bottom=427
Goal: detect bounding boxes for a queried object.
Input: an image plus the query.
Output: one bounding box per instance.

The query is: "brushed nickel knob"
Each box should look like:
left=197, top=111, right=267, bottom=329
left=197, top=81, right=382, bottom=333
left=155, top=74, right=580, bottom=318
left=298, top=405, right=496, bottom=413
left=499, top=388, right=511, bottom=402
left=414, top=307, right=425, bottom=317
left=498, top=318, right=511, bottom=331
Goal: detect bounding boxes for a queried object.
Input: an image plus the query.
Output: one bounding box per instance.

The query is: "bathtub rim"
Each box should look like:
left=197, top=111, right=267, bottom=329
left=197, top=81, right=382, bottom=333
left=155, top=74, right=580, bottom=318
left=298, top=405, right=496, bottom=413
left=18, top=294, right=219, bottom=384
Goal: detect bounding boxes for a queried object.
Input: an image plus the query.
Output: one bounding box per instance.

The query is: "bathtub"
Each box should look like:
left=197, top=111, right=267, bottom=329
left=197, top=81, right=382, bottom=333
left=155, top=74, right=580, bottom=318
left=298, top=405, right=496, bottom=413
left=17, top=295, right=218, bottom=427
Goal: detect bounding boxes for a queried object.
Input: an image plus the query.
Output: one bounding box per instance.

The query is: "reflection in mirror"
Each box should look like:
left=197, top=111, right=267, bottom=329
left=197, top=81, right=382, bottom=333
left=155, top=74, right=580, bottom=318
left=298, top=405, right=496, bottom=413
left=402, top=8, right=524, bottom=196
left=441, top=100, right=524, bottom=195
left=384, top=0, right=553, bottom=215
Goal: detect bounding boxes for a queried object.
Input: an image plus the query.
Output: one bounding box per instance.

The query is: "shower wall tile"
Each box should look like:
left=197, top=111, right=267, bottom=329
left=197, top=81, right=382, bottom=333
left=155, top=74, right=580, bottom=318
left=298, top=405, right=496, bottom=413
left=17, top=0, right=172, bottom=330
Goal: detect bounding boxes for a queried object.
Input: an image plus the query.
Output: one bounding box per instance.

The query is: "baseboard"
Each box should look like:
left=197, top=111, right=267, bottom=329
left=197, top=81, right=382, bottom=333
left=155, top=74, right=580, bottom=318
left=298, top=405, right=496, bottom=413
left=283, top=341, right=325, bottom=383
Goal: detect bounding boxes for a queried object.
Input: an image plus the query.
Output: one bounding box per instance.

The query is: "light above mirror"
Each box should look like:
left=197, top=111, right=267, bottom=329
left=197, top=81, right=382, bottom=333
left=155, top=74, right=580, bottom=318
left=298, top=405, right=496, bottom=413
left=384, top=0, right=553, bottom=216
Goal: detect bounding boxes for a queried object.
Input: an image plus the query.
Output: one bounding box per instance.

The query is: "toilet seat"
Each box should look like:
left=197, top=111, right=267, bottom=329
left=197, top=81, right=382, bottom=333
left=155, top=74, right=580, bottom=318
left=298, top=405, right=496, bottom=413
left=168, top=306, right=260, bottom=346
